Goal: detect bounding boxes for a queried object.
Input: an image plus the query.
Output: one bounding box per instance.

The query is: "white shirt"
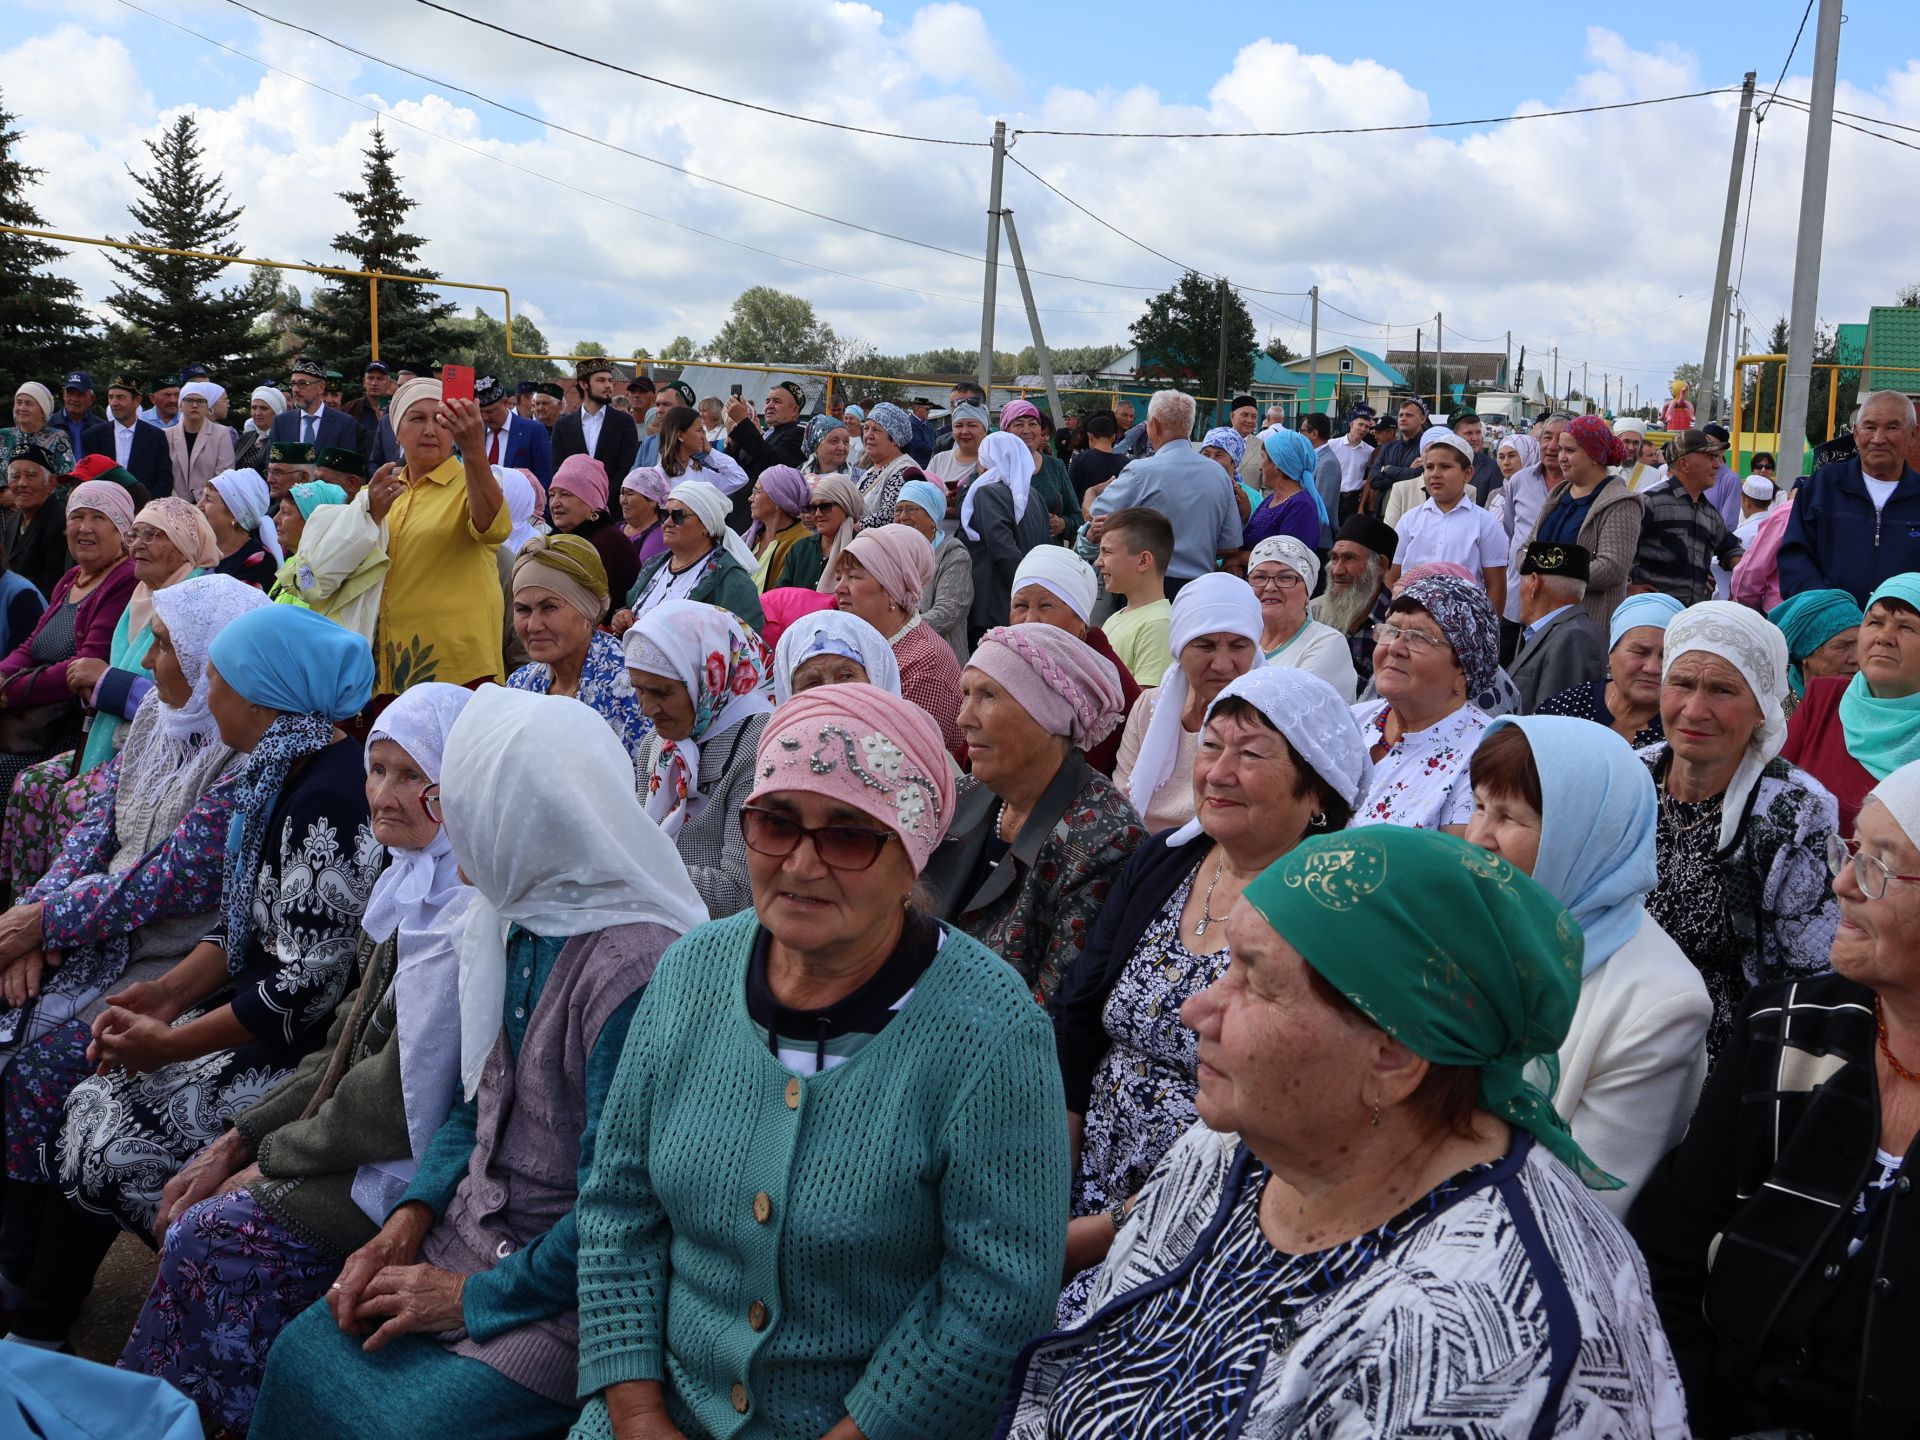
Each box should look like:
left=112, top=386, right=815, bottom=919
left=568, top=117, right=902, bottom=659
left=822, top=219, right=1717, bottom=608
left=295, top=401, right=329, bottom=444
left=1393, top=493, right=1508, bottom=579
left=1865, top=475, right=1901, bottom=511
left=580, top=404, right=606, bottom=458
left=112, top=419, right=137, bottom=466
left=485, top=423, right=512, bottom=465
left=1328, top=435, right=1375, bottom=493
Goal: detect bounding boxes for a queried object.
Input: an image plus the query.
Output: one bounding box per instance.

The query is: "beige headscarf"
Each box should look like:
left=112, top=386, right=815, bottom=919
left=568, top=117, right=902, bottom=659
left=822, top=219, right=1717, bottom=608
left=126, top=498, right=221, bottom=640
left=389, top=378, right=444, bottom=440
left=809, top=472, right=865, bottom=592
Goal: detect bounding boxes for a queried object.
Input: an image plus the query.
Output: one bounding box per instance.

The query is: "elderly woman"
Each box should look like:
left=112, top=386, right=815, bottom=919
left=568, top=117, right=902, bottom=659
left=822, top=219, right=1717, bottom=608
left=963, top=431, right=1051, bottom=637
left=1352, top=571, right=1498, bottom=830
left=1632, top=759, right=1920, bottom=1440
left=1007, top=545, right=1140, bottom=775
left=0, top=578, right=266, bottom=1346
left=746, top=463, right=812, bottom=591
left=1052, top=667, right=1369, bottom=1311
left=1784, top=574, right=1918, bottom=835
left=547, top=455, right=639, bottom=618
left=625, top=600, right=774, bottom=918
left=508, top=535, right=648, bottom=772
left=201, top=465, right=282, bottom=587
left=2, top=437, right=74, bottom=599
left=800, top=415, right=856, bottom=483
left=247, top=686, right=705, bottom=1440
left=1249, top=534, right=1357, bottom=697
left=1002, top=398, right=1080, bottom=542
left=119, top=684, right=474, bottom=1433
left=1466, top=718, right=1711, bottom=1213
left=835, top=523, right=967, bottom=765
left=622, top=478, right=764, bottom=634
left=771, top=610, right=899, bottom=704
left=619, top=465, right=670, bottom=564
left=1642, top=601, right=1839, bottom=1058
left=271, top=479, right=348, bottom=565
left=1770, top=586, right=1862, bottom=721
left=1115, top=573, right=1264, bottom=833
left=773, top=471, right=862, bottom=592
left=234, top=384, right=286, bottom=476
left=1000, top=825, right=1688, bottom=1437
left=1243, top=426, right=1324, bottom=552
left=924, top=625, right=1142, bottom=1001
left=1538, top=590, right=1681, bottom=747
left=27, top=607, right=379, bottom=1347
left=368, top=380, right=509, bottom=693
left=0, top=480, right=139, bottom=800
left=3, top=382, right=74, bottom=476
left=1529, top=414, right=1644, bottom=627
left=164, top=381, right=236, bottom=503
left=893, top=476, right=972, bottom=663
left=855, top=400, right=930, bottom=525
left=571, top=683, right=1068, bottom=1440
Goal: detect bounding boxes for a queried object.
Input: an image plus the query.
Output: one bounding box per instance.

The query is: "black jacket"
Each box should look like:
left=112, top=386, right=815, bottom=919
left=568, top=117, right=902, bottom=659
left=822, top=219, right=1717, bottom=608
left=81, top=417, right=174, bottom=498
left=1367, top=432, right=1424, bottom=493
left=725, top=418, right=807, bottom=533
left=551, top=405, right=640, bottom=488
left=1629, top=972, right=1920, bottom=1439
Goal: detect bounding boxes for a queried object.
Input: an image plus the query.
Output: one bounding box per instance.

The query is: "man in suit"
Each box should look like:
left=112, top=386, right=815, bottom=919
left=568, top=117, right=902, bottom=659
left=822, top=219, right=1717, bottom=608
left=270, top=356, right=360, bottom=455
left=1509, top=541, right=1606, bottom=713
left=83, top=374, right=175, bottom=497
left=477, top=374, right=553, bottom=485
left=551, top=357, right=638, bottom=485
left=532, top=382, right=563, bottom=431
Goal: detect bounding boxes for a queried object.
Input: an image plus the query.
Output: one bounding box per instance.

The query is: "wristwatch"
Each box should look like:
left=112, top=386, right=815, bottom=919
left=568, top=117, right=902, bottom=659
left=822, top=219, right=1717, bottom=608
left=1108, top=1194, right=1132, bottom=1232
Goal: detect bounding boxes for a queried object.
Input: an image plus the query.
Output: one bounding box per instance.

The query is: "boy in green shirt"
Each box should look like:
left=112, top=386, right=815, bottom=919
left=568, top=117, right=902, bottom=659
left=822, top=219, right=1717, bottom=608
left=1095, top=506, right=1175, bottom=686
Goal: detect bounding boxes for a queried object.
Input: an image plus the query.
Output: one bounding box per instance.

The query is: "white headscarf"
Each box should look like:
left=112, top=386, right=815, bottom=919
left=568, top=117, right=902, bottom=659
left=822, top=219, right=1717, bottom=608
left=180, top=380, right=224, bottom=408
left=249, top=385, right=286, bottom=425
left=351, top=682, right=478, bottom=1220
left=1127, top=573, right=1265, bottom=818
left=1248, top=534, right=1320, bottom=592
left=1867, top=758, right=1920, bottom=848
left=670, top=477, right=760, bottom=573
left=1661, top=601, right=1791, bottom=849
left=773, top=611, right=901, bottom=704
left=1013, top=545, right=1098, bottom=624
left=207, top=466, right=284, bottom=562
left=442, top=686, right=707, bottom=1099
left=959, top=431, right=1035, bottom=541
left=495, top=466, right=540, bottom=555
left=1165, top=666, right=1371, bottom=846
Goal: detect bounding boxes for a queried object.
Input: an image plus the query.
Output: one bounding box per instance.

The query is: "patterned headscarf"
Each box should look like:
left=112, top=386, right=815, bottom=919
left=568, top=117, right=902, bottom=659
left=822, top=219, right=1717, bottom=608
left=968, top=625, right=1125, bottom=750
left=772, top=610, right=901, bottom=704
left=804, top=414, right=845, bottom=458
left=512, top=533, right=610, bottom=621
left=1566, top=414, right=1628, bottom=468
left=866, top=402, right=914, bottom=448
left=1662, top=601, right=1790, bottom=849
left=1201, top=427, right=1246, bottom=466
left=125, top=497, right=220, bottom=641
left=1394, top=572, right=1500, bottom=698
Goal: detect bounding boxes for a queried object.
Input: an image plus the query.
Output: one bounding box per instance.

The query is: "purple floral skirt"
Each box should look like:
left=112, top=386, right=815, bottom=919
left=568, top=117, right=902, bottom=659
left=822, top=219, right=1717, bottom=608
left=0, top=754, right=109, bottom=901
left=3, top=1018, right=91, bottom=1185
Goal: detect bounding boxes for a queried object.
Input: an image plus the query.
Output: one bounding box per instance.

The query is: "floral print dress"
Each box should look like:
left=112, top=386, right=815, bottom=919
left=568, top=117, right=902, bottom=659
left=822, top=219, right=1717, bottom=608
left=508, top=629, right=652, bottom=782
left=1349, top=700, right=1491, bottom=829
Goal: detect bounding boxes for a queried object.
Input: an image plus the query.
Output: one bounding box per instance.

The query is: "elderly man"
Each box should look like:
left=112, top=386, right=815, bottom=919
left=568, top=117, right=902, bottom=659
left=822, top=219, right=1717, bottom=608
left=266, top=440, right=315, bottom=505
left=1630, top=429, right=1744, bottom=605
left=313, top=445, right=365, bottom=499
left=51, top=372, right=96, bottom=458
left=1113, top=397, right=1150, bottom=457
left=1310, top=512, right=1399, bottom=688
left=1231, top=396, right=1267, bottom=488
left=532, top=382, right=563, bottom=431
left=82, top=373, right=174, bottom=497
left=1780, top=389, right=1920, bottom=604
left=270, top=357, right=359, bottom=452
left=552, top=357, right=640, bottom=483
left=1088, top=389, right=1241, bottom=597
left=1508, top=542, right=1605, bottom=712
left=139, top=375, right=181, bottom=429
left=1615, top=416, right=1666, bottom=490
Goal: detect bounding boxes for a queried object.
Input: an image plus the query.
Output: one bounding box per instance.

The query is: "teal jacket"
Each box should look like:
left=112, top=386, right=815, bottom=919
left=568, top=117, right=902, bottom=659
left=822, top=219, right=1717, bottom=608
left=627, top=548, right=765, bottom=634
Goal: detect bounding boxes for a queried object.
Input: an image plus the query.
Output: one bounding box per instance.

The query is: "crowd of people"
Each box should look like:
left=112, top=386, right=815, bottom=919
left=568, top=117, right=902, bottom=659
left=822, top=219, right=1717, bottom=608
left=2, top=349, right=1920, bottom=1438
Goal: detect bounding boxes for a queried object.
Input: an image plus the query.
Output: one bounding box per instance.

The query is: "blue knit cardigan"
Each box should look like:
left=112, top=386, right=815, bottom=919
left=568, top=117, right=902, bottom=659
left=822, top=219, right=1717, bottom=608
left=572, top=909, right=1070, bottom=1440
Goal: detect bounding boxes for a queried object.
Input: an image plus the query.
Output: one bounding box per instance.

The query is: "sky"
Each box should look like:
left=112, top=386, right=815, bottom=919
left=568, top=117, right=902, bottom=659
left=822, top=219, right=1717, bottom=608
left=7, top=0, right=1920, bottom=399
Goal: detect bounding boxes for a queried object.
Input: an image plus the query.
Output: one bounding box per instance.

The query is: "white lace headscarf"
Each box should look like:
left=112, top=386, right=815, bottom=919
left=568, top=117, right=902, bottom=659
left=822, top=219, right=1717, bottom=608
left=1662, top=601, right=1791, bottom=849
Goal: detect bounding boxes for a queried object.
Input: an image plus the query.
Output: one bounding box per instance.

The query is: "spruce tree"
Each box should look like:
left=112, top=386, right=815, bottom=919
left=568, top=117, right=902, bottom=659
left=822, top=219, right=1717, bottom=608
left=0, top=90, right=101, bottom=389
left=104, top=112, right=270, bottom=383
left=301, top=125, right=471, bottom=369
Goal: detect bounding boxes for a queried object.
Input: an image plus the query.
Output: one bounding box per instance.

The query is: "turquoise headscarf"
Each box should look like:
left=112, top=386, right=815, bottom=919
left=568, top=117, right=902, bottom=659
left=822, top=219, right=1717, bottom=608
left=895, top=478, right=948, bottom=548
left=1838, top=574, right=1920, bottom=780
left=1606, top=591, right=1684, bottom=651
left=289, top=480, right=348, bottom=519
left=207, top=605, right=375, bottom=721
left=1768, top=588, right=1863, bottom=697
left=1259, top=426, right=1331, bottom=531
left=1482, top=716, right=1658, bottom=976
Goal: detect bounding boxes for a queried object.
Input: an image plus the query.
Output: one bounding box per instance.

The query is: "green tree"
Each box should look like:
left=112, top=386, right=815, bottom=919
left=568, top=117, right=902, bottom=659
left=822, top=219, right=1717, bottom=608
left=250, top=274, right=307, bottom=370
left=301, top=125, right=471, bottom=370
left=0, top=90, right=100, bottom=388
left=1898, top=284, right=1920, bottom=308
left=1014, top=343, right=1122, bottom=377
left=103, top=112, right=270, bottom=383
left=660, top=334, right=697, bottom=361
left=708, top=286, right=836, bottom=366
left=1128, top=271, right=1256, bottom=403
left=1263, top=336, right=1298, bottom=365
left=444, top=307, right=561, bottom=383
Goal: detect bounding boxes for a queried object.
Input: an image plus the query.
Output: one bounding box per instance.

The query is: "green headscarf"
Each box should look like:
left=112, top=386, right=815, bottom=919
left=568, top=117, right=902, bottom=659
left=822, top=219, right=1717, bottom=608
left=1838, top=573, right=1920, bottom=780
left=1242, top=826, right=1618, bottom=1190
left=1768, top=588, right=1863, bottom=698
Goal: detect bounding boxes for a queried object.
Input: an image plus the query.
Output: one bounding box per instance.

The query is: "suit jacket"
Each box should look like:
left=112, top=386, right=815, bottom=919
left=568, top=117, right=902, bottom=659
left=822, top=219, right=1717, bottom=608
left=271, top=405, right=361, bottom=456
left=498, top=413, right=553, bottom=486
left=1313, top=446, right=1342, bottom=548
left=162, top=421, right=236, bottom=504
left=81, top=417, right=174, bottom=497
left=1511, top=606, right=1606, bottom=714
left=551, top=405, right=639, bottom=485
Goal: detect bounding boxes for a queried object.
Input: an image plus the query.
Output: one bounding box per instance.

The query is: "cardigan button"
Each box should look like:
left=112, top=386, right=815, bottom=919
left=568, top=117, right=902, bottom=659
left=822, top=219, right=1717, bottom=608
left=1899, top=1175, right=1913, bottom=1195
left=1823, top=1263, right=1842, bottom=1281
left=1875, top=1276, right=1895, bottom=1299
left=730, top=1383, right=750, bottom=1414
left=785, top=1076, right=801, bottom=1109
left=748, top=1300, right=769, bottom=1331
left=753, top=1192, right=772, bottom=1224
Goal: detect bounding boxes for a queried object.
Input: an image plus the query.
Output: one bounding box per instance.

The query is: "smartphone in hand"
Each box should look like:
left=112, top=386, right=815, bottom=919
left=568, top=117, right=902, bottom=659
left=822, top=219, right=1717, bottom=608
left=730, top=383, right=744, bottom=399
left=441, top=364, right=475, bottom=402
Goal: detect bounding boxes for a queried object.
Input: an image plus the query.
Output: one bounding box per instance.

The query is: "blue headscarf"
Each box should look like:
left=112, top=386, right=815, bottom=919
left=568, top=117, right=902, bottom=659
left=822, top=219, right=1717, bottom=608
left=1482, top=716, right=1657, bottom=976
left=289, top=480, right=349, bottom=520
left=1768, top=588, right=1864, bottom=697
left=1837, top=574, right=1920, bottom=780
left=895, top=478, right=948, bottom=548
left=1606, top=591, right=1685, bottom=651
left=1201, top=426, right=1246, bottom=465
left=1260, top=425, right=1330, bottom=531
left=804, top=413, right=844, bottom=459
left=208, top=606, right=375, bottom=720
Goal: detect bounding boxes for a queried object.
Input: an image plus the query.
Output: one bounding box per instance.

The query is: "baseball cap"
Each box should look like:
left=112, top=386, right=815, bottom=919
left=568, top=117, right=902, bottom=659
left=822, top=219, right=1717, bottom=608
left=63, top=372, right=94, bottom=392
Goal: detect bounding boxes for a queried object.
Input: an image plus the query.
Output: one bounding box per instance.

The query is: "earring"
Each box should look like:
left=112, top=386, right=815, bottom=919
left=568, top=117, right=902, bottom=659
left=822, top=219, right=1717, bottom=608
left=1369, top=1104, right=1380, bottom=1128
left=1310, top=811, right=1327, bottom=829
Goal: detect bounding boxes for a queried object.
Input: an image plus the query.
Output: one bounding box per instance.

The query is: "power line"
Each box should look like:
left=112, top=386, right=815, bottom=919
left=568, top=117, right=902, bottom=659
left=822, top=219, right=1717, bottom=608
left=1769, top=95, right=1920, bottom=154
left=406, top=0, right=985, bottom=147
left=1011, top=87, right=1741, bottom=140
left=1756, top=0, right=1817, bottom=120
left=1004, top=152, right=1212, bottom=280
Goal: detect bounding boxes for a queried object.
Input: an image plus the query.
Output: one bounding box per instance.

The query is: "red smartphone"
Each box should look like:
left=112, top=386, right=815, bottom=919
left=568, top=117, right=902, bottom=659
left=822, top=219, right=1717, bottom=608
left=441, top=364, right=475, bottom=402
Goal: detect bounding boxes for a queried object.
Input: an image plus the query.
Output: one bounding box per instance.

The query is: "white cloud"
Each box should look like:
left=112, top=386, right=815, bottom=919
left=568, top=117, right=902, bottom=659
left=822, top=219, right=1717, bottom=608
left=903, top=4, right=1021, bottom=102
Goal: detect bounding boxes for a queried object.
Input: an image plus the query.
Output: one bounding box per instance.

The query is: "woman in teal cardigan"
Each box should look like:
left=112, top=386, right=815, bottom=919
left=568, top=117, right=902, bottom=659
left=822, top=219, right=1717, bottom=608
left=572, top=683, right=1069, bottom=1440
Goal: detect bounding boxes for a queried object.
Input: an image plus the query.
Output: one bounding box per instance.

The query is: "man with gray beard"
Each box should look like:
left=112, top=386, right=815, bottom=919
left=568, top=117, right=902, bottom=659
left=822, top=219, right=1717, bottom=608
left=1310, top=513, right=1400, bottom=688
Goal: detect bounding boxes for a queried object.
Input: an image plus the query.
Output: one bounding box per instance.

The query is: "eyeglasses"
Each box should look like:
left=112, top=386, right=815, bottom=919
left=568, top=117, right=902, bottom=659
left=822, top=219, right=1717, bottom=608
left=1371, top=622, right=1450, bottom=655
left=660, top=508, right=695, bottom=525
left=420, top=783, right=443, bottom=823
left=127, top=525, right=168, bottom=544
left=1752, top=462, right=1776, bottom=472
left=1248, top=569, right=1303, bottom=593
left=1825, top=833, right=1920, bottom=901
left=801, top=502, right=839, bottom=516
left=739, top=806, right=897, bottom=871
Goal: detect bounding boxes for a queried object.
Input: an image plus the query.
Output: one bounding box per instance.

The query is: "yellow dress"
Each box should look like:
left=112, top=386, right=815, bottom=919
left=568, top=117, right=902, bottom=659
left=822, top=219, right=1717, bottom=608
left=374, top=456, right=512, bottom=692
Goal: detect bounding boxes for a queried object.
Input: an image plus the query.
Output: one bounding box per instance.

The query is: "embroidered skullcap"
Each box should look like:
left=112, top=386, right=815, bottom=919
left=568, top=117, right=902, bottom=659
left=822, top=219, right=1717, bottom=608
left=1249, top=534, right=1319, bottom=592
left=968, top=625, right=1125, bottom=750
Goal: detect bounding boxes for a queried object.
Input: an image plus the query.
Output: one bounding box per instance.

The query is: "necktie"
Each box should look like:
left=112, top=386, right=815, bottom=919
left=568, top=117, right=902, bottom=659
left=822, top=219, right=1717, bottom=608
left=488, top=428, right=501, bottom=466
left=302, top=412, right=316, bottom=445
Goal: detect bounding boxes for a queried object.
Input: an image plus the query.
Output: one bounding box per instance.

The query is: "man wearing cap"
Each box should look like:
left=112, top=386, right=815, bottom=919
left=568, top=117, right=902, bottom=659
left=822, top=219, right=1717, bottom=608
left=270, top=357, right=359, bottom=453
left=313, top=445, right=366, bottom=499
left=552, top=357, right=639, bottom=484
left=1508, top=542, right=1605, bottom=712
left=477, top=373, right=552, bottom=484
left=266, top=440, right=315, bottom=505
left=1698, top=423, right=1745, bottom=530
left=138, top=375, right=181, bottom=429
left=1328, top=407, right=1377, bottom=522
left=532, top=382, right=564, bottom=431
left=1310, top=513, right=1398, bottom=688
left=724, top=379, right=808, bottom=484
left=343, top=359, right=399, bottom=476
left=514, top=380, right=538, bottom=421
left=1228, top=395, right=1265, bottom=488
left=82, top=374, right=174, bottom=497
left=1629, top=429, right=1744, bottom=605
left=51, top=373, right=97, bottom=459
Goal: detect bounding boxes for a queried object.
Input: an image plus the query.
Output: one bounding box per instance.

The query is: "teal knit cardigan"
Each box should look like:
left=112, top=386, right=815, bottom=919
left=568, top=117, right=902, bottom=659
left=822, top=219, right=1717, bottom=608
left=572, top=910, right=1069, bottom=1440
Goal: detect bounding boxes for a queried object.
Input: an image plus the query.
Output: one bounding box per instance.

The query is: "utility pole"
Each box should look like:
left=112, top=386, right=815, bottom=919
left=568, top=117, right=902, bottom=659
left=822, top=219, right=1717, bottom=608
left=1505, top=331, right=1512, bottom=390
left=1413, top=328, right=1423, bottom=409
left=1778, top=0, right=1842, bottom=484
left=999, top=210, right=1061, bottom=428
left=977, top=121, right=1006, bottom=395
left=1698, top=72, right=1757, bottom=422
left=1214, top=275, right=1230, bottom=428
left=1552, top=346, right=1559, bottom=404
left=1307, top=285, right=1320, bottom=422
left=1434, top=311, right=1444, bottom=413
left=1582, top=361, right=1589, bottom=412
left=1715, top=284, right=1736, bottom=426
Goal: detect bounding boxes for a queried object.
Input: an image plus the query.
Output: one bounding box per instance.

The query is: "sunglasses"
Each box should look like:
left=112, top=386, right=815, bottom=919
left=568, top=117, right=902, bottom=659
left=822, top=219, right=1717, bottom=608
left=739, top=806, right=896, bottom=871
left=660, top=508, right=696, bottom=525
left=801, top=502, right=840, bottom=516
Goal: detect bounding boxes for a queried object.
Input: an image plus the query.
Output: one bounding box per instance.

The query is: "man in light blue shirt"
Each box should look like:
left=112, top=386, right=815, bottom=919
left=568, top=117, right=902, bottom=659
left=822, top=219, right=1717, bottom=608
left=1088, top=390, right=1243, bottom=597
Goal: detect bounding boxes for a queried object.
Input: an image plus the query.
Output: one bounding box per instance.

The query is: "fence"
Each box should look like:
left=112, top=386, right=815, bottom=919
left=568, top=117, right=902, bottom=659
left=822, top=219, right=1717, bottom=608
left=1732, top=353, right=1920, bottom=473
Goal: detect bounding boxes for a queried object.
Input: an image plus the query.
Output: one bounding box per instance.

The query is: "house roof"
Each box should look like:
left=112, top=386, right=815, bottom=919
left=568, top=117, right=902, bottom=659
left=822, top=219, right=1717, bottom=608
left=1383, top=349, right=1507, bottom=386
left=1274, top=347, right=1408, bottom=388
left=1866, top=307, right=1920, bottom=393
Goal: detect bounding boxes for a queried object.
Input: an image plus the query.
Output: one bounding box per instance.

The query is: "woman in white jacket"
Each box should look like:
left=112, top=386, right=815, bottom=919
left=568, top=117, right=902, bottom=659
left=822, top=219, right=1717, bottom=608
left=1464, top=714, right=1711, bottom=1215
